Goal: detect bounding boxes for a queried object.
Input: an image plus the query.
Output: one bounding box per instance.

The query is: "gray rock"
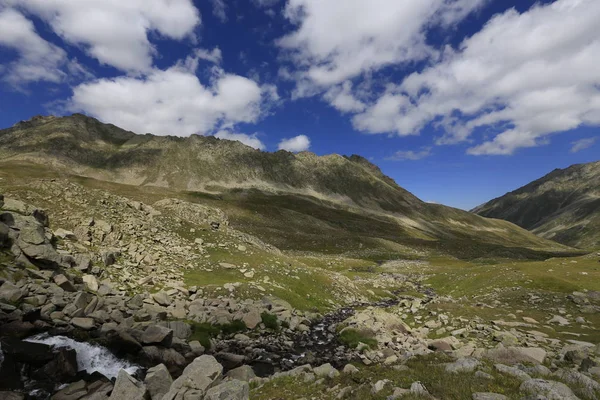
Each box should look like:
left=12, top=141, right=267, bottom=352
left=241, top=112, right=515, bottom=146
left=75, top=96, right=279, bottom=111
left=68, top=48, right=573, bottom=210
left=554, top=369, right=600, bottom=399
left=226, top=365, right=256, bottom=382
left=241, top=308, right=261, bottom=329
left=204, top=380, right=249, bottom=400
left=494, top=364, right=532, bottom=381
left=144, top=364, right=172, bottom=400
left=484, top=346, right=546, bottom=365
left=162, top=355, right=223, bottom=400
left=0, top=282, right=24, bottom=303
left=313, top=363, right=340, bottom=378
left=54, top=274, right=76, bottom=292
left=141, top=325, right=173, bottom=347
left=109, top=370, right=147, bottom=400
left=445, top=357, right=480, bottom=373
left=83, top=275, right=99, bottom=292
left=169, top=321, right=192, bottom=340
left=520, top=379, right=580, bottom=400
left=343, top=364, right=359, bottom=374
left=71, top=317, right=95, bottom=330
left=152, top=292, right=172, bottom=307
left=472, top=393, right=508, bottom=400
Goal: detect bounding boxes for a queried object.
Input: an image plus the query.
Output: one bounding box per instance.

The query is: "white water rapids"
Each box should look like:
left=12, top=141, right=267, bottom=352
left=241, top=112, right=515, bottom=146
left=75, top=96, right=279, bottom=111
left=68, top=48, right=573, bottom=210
left=24, top=334, right=139, bottom=379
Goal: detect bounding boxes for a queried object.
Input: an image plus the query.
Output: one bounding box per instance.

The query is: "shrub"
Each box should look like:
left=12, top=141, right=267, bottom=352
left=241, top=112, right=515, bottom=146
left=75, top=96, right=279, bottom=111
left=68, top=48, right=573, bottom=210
left=261, top=311, right=279, bottom=330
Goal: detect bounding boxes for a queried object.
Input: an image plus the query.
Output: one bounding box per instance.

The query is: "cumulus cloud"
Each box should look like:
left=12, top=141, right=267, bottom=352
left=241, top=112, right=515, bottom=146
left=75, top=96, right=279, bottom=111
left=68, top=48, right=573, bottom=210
left=570, top=137, right=598, bottom=153
left=0, top=8, right=67, bottom=86
left=323, top=81, right=366, bottom=113
left=7, top=0, right=200, bottom=72
left=386, top=147, right=431, bottom=161
left=214, top=130, right=265, bottom=150
left=352, top=0, right=600, bottom=155
left=68, top=55, right=278, bottom=136
left=278, top=135, right=311, bottom=152
left=278, top=0, right=486, bottom=88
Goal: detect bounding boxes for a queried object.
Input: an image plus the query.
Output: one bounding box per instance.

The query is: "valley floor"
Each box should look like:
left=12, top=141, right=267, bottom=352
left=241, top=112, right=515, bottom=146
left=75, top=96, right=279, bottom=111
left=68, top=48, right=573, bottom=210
left=1, top=167, right=599, bottom=400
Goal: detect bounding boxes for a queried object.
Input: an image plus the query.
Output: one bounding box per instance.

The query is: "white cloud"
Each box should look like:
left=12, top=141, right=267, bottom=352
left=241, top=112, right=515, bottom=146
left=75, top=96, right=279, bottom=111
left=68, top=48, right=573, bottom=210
left=211, top=0, right=228, bottom=22
left=278, top=0, right=486, bottom=88
left=278, top=135, right=311, bottom=152
left=8, top=0, right=200, bottom=72
left=570, top=137, right=598, bottom=153
left=353, top=0, right=600, bottom=155
left=386, top=147, right=431, bottom=161
left=214, top=130, right=265, bottom=150
left=0, top=8, right=67, bottom=86
left=323, top=81, right=366, bottom=113
left=67, top=56, right=278, bottom=136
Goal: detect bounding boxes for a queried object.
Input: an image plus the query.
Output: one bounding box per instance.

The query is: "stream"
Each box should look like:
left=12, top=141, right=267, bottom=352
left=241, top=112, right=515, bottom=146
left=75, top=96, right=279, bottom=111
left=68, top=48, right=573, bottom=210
left=0, top=289, right=432, bottom=398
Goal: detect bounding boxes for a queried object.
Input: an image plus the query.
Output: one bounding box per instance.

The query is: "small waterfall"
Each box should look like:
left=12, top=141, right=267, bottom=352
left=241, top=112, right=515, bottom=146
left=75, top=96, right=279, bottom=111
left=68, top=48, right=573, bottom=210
left=25, top=334, right=139, bottom=380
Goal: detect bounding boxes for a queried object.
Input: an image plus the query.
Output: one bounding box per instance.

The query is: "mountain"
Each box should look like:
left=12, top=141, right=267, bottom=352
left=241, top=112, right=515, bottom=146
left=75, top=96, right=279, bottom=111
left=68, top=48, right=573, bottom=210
left=473, top=161, right=600, bottom=249
left=0, top=114, right=575, bottom=258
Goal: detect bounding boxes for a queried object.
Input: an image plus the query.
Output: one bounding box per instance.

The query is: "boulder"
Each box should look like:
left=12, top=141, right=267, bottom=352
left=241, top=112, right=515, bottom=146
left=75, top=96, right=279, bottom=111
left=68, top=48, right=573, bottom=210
left=519, top=379, right=579, bottom=400
left=445, top=358, right=480, bottom=373
left=54, top=228, right=76, bottom=240
left=109, top=370, right=148, bottom=400
left=161, top=355, right=223, bottom=400
left=204, top=380, right=249, bottom=400
left=226, top=365, right=256, bottom=382
left=0, top=282, right=24, bottom=303
left=241, top=308, right=261, bottom=329
left=140, top=347, right=186, bottom=375
left=144, top=364, right=172, bottom=400
left=71, top=317, right=95, bottom=330
left=484, top=346, right=546, bottom=365
left=141, top=325, right=173, bottom=347
left=32, top=347, right=78, bottom=383
left=313, top=363, right=339, bottom=378
left=554, top=369, right=600, bottom=399
left=493, top=364, right=531, bottom=382
left=83, top=275, right=99, bottom=292
left=53, top=274, right=76, bottom=292
left=152, top=292, right=172, bottom=307
left=169, top=321, right=191, bottom=340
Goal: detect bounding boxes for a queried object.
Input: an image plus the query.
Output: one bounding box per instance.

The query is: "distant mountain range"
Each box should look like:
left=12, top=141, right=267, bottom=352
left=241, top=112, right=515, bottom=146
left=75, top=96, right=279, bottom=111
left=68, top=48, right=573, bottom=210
left=0, top=114, right=574, bottom=257
left=473, top=160, right=600, bottom=249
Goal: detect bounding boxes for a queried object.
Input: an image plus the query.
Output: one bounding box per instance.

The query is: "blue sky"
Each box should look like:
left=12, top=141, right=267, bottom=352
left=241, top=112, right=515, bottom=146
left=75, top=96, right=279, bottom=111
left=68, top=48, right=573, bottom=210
left=0, top=0, right=598, bottom=210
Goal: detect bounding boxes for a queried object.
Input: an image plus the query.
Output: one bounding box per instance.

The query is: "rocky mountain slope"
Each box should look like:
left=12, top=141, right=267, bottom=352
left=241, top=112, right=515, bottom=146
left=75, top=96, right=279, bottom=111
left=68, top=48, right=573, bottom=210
left=473, top=161, right=600, bottom=249
left=0, top=114, right=573, bottom=258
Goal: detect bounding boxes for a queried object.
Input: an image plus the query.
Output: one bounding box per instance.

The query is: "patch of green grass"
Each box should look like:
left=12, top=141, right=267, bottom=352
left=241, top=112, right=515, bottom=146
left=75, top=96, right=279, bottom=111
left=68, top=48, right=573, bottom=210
left=252, top=354, right=526, bottom=400
left=261, top=311, right=279, bottom=330
left=338, top=328, right=378, bottom=350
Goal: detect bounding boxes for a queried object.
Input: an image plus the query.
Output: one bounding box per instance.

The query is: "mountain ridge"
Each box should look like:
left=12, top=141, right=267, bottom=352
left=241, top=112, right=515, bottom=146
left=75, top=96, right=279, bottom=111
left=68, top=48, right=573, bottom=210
left=0, top=113, right=574, bottom=256
left=473, top=160, right=600, bottom=249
